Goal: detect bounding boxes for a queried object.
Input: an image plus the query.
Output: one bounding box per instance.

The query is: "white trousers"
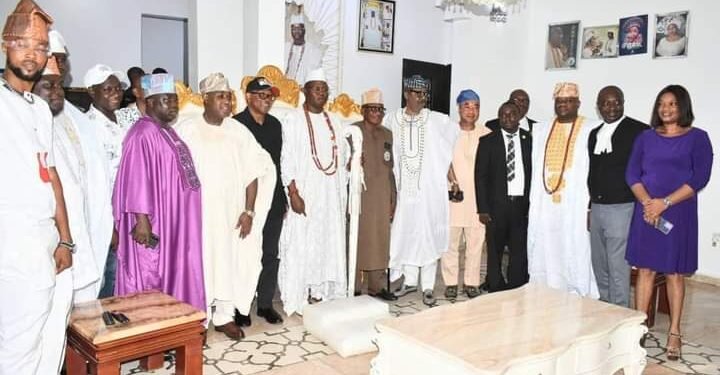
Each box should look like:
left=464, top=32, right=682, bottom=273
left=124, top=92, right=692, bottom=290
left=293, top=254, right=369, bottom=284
left=0, top=280, right=53, bottom=374
left=211, top=300, right=235, bottom=326
left=73, top=280, right=100, bottom=304
left=38, top=269, right=73, bottom=375
left=400, top=261, right=438, bottom=292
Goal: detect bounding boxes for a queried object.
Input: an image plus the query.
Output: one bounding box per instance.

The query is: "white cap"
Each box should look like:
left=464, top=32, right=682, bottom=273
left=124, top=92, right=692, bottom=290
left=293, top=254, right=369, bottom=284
left=83, top=64, right=126, bottom=88
left=304, top=68, right=326, bottom=84
left=290, top=14, right=305, bottom=25
left=48, top=29, right=66, bottom=54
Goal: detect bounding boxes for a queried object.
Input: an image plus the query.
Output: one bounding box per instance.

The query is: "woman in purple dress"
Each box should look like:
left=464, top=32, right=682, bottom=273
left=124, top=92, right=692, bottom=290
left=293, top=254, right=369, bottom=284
left=626, top=85, right=713, bottom=361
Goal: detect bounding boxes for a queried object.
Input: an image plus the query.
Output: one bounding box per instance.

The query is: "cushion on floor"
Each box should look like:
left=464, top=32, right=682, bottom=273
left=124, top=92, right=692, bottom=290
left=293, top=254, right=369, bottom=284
left=303, top=296, right=391, bottom=357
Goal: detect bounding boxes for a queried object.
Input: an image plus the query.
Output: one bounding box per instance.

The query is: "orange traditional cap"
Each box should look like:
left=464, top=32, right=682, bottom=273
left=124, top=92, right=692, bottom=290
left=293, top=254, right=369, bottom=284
left=552, top=82, right=579, bottom=99
left=42, top=55, right=60, bottom=76
left=2, top=0, right=53, bottom=42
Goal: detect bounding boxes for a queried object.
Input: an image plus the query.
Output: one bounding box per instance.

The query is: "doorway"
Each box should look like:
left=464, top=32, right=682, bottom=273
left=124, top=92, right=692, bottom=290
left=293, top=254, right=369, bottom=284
left=141, top=15, right=188, bottom=84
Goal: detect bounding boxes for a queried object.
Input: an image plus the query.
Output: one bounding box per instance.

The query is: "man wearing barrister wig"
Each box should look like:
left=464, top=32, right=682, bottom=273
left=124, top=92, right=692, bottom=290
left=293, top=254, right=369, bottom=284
left=279, top=68, right=348, bottom=315
left=527, top=82, right=601, bottom=298
left=352, top=88, right=397, bottom=301
left=112, top=73, right=206, bottom=313
left=386, top=75, right=459, bottom=306
left=176, top=73, right=276, bottom=340
left=0, top=1, right=74, bottom=373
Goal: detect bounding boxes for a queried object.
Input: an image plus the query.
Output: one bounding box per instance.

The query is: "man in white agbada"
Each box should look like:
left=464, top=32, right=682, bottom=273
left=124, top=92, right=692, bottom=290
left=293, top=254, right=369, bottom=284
left=175, top=73, right=275, bottom=340
left=47, top=29, right=112, bottom=302
left=279, top=68, right=347, bottom=315
left=285, top=14, right=322, bottom=84
left=386, top=75, right=459, bottom=306
left=527, top=82, right=600, bottom=298
left=31, top=56, right=103, bottom=374
left=0, top=1, right=73, bottom=373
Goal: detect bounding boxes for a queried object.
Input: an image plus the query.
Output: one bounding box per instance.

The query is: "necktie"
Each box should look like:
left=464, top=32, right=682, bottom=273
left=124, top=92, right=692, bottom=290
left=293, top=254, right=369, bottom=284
left=506, top=133, right=516, bottom=182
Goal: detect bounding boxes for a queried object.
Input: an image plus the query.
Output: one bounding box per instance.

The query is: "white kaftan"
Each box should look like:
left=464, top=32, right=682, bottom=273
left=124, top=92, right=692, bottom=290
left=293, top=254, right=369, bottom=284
left=176, top=115, right=276, bottom=317
left=279, top=109, right=348, bottom=315
left=385, top=109, right=458, bottom=272
left=527, top=116, right=601, bottom=298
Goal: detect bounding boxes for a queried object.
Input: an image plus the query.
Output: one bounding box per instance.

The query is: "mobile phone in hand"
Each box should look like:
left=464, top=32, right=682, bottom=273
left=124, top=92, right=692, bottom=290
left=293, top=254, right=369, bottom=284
left=655, top=217, right=674, bottom=235
left=147, top=233, right=160, bottom=249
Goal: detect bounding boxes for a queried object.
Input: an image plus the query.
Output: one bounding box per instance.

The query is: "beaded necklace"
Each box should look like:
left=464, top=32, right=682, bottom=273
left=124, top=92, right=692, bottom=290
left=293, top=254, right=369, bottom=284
left=285, top=44, right=306, bottom=78
left=542, top=117, right=581, bottom=196
left=396, top=108, right=428, bottom=193
left=304, top=109, right=338, bottom=176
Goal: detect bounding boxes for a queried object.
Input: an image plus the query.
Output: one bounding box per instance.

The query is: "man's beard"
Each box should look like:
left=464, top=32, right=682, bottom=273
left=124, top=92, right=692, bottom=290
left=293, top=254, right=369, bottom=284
left=7, top=59, right=44, bottom=83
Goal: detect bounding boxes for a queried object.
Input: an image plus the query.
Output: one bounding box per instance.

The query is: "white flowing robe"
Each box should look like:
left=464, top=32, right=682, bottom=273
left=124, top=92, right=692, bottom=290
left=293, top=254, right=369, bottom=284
left=175, top=115, right=276, bottom=315
left=385, top=109, right=458, bottom=271
left=279, top=109, right=348, bottom=315
left=68, top=101, right=113, bottom=295
left=53, top=112, right=99, bottom=297
left=527, top=116, right=601, bottom=298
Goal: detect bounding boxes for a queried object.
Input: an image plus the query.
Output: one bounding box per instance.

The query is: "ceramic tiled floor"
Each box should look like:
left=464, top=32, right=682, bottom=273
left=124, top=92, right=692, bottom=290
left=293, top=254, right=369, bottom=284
left=120, top=279, right=720, bottom=375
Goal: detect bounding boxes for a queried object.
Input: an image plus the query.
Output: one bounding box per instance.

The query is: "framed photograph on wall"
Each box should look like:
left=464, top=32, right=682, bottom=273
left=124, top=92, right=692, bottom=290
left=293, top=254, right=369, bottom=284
left=654, top=11, right=689, bottom=58
left=619, top=15, right=648, bottom=56
left=358, top=0, right=395, bottom=53
left=546, top=21, right=579, bottom=70
left=581, top=25, right=620, bottom=59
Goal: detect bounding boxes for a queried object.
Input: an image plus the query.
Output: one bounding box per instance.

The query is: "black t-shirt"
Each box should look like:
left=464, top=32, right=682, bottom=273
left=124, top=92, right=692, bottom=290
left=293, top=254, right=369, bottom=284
left=233, top=108, right=288, bottom=218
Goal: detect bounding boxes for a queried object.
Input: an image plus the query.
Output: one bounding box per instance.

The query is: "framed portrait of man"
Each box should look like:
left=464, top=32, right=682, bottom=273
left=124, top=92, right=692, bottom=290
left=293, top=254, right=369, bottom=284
left=358, top=0, right=395, bottom=53
left=654, top=11, right=689, bottom=59
left=546, top=21, right=579, bottom=70
left=581, top=25, right=619, bottom=59
left=619, top=15, right=648, bottom=56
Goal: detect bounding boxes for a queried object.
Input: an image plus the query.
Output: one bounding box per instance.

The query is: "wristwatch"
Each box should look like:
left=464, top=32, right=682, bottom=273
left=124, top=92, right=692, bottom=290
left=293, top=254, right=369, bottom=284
left=243, top=210, right=256, bottom=218
left=663, top=197, right=673, bottom=208
left=59, top=241, right=76, bottom=254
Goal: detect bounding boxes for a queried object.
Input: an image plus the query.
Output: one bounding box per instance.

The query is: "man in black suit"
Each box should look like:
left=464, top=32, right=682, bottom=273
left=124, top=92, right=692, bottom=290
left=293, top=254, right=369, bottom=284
left=587, top=86, right=648, bottom=307
left=475, top=102, right=531, bottom=292
left=485, top=89, right=536, bottom=133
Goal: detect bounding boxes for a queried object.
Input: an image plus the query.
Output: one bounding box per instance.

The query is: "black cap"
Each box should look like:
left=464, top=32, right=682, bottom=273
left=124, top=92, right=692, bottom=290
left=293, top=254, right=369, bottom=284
left=246, top=76, right=279, bottom=96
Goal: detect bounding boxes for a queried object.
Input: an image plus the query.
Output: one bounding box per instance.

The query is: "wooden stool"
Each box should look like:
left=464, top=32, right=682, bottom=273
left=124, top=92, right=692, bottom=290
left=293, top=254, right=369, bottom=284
left=630, top=268, right=670, bottom=328
left=65, top=291, right=206, bottom=375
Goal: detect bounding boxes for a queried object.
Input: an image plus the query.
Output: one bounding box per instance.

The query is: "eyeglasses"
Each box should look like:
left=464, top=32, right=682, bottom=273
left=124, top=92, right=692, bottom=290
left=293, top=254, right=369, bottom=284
left=5, top=39, right=50, bottom=56
left=409, top=90, right=428, bottom=98
left=251, top=92, right=276, bottom=101
left=364, top=106, right=386, bottom=113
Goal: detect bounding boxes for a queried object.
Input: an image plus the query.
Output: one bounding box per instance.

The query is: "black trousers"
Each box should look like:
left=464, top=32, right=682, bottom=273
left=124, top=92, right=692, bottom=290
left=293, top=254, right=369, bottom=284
left=256, top=215, right=283, bottom=309
left=485, top=196, right=529, bottom=292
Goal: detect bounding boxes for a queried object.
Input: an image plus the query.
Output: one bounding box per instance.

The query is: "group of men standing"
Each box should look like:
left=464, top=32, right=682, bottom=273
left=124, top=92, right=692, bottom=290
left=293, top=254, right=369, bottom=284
left=1, top=0, right=652, bottom=372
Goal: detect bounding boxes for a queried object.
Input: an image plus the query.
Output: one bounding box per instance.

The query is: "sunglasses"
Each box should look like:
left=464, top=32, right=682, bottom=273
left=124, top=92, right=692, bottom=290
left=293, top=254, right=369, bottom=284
left=250, top=92, right=276, bottom=101
left=364, top=106, right=386, bottom=113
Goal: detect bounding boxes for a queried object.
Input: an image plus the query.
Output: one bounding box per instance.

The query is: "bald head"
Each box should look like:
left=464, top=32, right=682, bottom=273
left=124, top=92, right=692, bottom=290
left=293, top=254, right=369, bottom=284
left=596, top=86, right=625, bottom=124
left=509, top=89, right=530, bottom=118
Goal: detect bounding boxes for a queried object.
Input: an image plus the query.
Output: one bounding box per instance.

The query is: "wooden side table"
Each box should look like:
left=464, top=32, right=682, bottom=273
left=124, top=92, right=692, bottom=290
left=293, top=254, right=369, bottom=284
left=65, top=291, right=206, bottom=375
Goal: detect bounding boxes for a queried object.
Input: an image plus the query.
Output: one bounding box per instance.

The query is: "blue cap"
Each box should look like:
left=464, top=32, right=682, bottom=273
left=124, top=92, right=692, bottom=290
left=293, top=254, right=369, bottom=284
left=141, top=73, right=176, bottom=98
left=456, top=89, right=480, bottom=104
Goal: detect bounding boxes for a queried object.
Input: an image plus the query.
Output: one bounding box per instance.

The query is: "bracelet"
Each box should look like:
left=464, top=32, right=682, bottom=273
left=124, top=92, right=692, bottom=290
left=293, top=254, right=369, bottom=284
left=59, top=241, right=76, bottom=254
left=243, top=210, right=255, bottom=218
left=663, top=197, right=673, bottom=208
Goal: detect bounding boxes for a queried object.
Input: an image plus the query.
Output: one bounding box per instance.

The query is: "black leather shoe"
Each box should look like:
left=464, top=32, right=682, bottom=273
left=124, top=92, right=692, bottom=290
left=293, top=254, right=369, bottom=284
left=479, top=282, right=489, bottom=292
left=233, top=308, right=251, bottom=327
left=371, top=288, right=398, bottom=301
left=257, top=307, right=284, bottom=324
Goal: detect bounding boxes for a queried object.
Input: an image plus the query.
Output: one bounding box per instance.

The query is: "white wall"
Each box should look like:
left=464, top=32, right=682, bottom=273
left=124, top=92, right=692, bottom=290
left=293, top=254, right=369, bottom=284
left=0, top=0, right=193, bottom=87
left=141, top=16, right=187, bottom=82
left=340, top=0, right=451, bottom=111
left=453, top=0, right=720, bottom=277
left=194, top=0, right=244, bottom=89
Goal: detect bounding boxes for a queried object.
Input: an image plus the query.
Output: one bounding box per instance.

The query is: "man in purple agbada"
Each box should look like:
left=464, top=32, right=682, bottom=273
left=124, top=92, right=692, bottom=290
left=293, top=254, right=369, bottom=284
left=112, top=73, right=205, bottom=312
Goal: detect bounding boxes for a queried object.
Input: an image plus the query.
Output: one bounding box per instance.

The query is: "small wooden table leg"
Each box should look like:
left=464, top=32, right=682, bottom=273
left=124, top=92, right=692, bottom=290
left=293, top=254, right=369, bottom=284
left=92, top=361, right=120, bottom=375
left=175, top=337, right=203, bottom=375
left=140, top=352, right=165, bottom=370
left=65, top=343, right=88, bottom=375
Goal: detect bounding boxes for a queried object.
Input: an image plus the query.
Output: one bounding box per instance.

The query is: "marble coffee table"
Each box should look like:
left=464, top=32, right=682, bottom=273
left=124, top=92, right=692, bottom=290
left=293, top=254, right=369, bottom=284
left=371, top=284, right=647, bottom=375
left=65, top=291, right=205, bottom=375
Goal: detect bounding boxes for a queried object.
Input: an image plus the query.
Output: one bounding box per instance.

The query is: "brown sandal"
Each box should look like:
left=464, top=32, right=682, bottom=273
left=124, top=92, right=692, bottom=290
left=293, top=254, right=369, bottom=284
left=666, top=332, right=682, bottom=361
